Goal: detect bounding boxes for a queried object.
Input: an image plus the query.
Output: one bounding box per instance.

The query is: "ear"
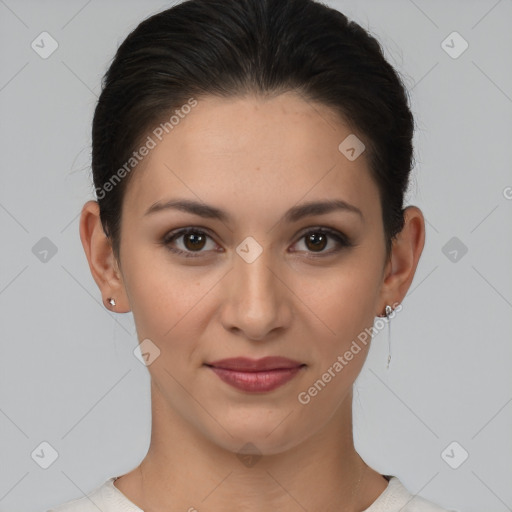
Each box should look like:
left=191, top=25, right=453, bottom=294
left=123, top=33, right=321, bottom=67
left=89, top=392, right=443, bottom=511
left=377, top=205, right=425, bottom=316
left=79, top=200, right=130, bottom=312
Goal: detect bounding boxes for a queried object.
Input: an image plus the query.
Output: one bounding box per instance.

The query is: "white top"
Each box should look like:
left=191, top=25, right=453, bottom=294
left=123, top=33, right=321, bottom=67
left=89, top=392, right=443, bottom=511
left=48, top=475, right=455, bottom=511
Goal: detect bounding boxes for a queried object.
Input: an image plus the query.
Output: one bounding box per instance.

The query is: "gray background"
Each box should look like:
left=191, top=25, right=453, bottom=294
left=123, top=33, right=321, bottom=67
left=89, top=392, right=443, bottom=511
left=0, top=1, right=511, bottom=511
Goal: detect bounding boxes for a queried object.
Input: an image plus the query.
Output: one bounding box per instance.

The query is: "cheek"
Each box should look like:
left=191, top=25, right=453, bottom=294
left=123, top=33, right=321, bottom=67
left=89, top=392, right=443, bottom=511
left=300, top=259, right=381, bottom=341
left=121, top=248, right=204, bottom=338
left=291, top=267, right=380, bottom=406
left=122, top=250, right=232, bottom=367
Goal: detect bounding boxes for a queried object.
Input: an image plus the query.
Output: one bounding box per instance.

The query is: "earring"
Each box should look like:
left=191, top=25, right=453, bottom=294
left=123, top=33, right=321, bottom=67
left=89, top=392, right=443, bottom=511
left=379, top=304, right=393, bottom=369
left=385, top=304, right=392, bottom=369
left=108, top=297, right=116, bottom=307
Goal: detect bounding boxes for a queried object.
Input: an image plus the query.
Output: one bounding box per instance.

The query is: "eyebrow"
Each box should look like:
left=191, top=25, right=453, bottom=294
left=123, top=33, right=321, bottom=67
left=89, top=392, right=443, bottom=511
left=144, top=198, right=363, bottom=223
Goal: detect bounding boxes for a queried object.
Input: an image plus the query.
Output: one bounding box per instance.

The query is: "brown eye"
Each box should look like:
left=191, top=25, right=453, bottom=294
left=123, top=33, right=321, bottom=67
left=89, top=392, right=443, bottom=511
left=292, top=228, right=352, bottom=256
left=304, top=232, right=328, bottom=252
left=162, top=226, right=352, bottom=259
left=183, top=232, right=207, bottom=251
left=163, top=228, right=218, bottom=258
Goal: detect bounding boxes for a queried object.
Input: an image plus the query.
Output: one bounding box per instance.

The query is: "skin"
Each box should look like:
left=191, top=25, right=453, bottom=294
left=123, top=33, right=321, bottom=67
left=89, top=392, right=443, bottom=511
left=80, top=91, right=425, bottom=512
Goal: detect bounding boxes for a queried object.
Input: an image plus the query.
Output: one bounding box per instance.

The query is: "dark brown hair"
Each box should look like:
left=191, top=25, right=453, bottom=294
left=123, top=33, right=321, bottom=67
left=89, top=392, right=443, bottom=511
left=91, top=0, right=415, bottom=263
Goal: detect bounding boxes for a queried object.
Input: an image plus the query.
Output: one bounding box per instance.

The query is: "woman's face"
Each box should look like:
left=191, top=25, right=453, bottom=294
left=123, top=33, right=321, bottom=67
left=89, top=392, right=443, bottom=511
left=115, top=92, right=389, bottom=454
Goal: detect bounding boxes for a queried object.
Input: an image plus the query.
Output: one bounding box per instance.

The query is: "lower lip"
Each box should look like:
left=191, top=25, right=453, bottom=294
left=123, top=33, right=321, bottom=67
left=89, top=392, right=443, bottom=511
left=207, top=366, right=304, bottom=392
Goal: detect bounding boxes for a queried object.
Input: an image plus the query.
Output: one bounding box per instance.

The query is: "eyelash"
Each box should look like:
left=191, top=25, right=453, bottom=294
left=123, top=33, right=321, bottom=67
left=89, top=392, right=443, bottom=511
left=161, top=226, right=353, bottom=259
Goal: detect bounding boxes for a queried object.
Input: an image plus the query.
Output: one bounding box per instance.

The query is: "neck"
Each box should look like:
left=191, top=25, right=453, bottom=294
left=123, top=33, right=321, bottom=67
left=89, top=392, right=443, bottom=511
left=117, top=382, right=388, bottom=512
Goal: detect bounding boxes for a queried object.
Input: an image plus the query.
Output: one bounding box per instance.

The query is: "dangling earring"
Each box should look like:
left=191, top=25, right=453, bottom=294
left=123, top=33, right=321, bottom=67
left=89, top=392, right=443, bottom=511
left=108, top=297, right=116, bottom=307
left=384, top=304, right=392, bottom=369
left=379, top=304, right=393, bottom=369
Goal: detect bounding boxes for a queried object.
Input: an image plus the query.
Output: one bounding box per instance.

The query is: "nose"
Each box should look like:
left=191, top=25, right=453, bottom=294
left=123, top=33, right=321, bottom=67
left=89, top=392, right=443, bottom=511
left=219, top=242, right=293, bottom=341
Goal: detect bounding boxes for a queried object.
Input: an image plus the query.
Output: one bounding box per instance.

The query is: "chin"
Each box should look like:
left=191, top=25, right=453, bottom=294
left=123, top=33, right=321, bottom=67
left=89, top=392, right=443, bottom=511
left=201, top=412, right=312, bottom=458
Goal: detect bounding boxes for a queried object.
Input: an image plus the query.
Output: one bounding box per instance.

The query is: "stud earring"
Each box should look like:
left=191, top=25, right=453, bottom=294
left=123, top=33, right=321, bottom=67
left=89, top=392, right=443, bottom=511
left=108, top=297, right=116, bottom=307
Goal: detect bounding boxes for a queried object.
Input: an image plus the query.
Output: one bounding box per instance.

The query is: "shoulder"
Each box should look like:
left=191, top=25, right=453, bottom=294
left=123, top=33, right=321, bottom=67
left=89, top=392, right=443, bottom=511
left=46, top=477, right=141, bottom=512
left=364, top=476, right=456, bottom=512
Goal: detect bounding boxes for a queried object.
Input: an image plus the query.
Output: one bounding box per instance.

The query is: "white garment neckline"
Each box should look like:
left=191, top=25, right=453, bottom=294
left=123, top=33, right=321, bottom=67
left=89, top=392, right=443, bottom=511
left=106, top=474, right=398, bottom=511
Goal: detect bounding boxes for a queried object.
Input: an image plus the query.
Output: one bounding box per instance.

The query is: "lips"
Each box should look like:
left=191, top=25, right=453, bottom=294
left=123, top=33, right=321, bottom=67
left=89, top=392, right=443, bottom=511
left=205, top=357, right=306, bottom=392
left=206, top=356, right=304, bottom=371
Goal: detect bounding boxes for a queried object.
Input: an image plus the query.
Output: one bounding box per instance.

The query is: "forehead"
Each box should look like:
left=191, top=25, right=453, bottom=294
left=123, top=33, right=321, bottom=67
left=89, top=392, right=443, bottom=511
left=123, top=92, right=379, bottom=221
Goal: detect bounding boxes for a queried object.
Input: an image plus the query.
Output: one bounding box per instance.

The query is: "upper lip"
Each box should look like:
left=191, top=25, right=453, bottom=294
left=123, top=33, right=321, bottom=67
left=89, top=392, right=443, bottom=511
left=206, top=356, right=304, bottom=372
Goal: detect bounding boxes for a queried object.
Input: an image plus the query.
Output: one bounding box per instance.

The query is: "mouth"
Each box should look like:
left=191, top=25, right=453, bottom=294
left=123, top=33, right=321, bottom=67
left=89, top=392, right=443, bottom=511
left=204, top=357, right=306, bottom=393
